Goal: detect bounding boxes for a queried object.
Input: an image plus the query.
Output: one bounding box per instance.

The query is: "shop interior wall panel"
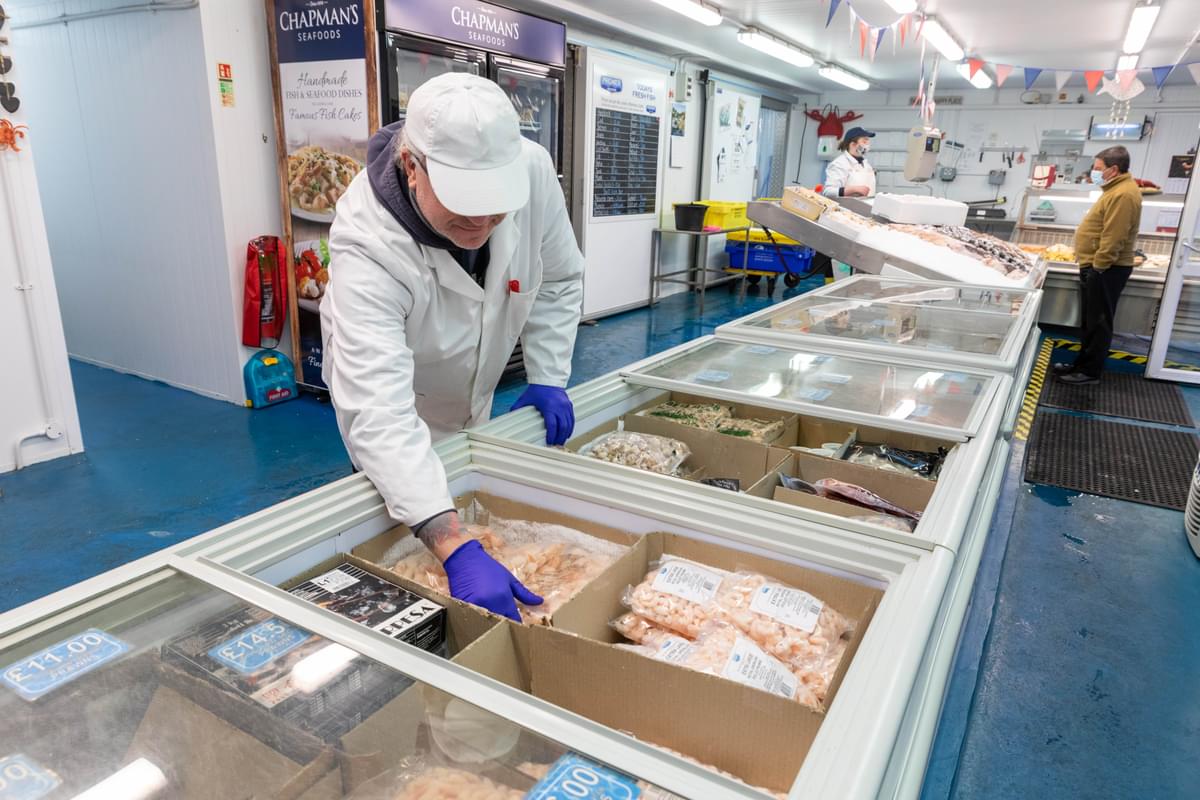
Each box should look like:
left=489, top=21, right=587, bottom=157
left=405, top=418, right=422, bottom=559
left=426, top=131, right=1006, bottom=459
left=11, top=0, right=243, bottom=403
left=0, top=21, right=84, bottom=473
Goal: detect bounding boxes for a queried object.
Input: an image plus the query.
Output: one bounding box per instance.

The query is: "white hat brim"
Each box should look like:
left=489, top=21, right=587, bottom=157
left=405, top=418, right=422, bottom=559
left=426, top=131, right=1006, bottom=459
left=426, top=153, right=530, bottom=217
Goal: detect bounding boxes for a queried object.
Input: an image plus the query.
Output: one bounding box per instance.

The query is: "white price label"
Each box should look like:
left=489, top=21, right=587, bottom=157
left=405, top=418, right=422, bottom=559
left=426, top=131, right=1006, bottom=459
left=651, top=636, right=696, bottom=665
left=750, top=584, right=824, bottom=633
left=651, top=561, right=723, bottom=604
left=720, top=637, right=797, bottom=700
left=310, top=568, right=360, bottom=593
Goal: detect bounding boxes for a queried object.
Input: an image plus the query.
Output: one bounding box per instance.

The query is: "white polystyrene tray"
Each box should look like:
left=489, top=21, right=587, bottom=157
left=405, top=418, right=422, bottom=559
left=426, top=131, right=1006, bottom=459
left=872, top=194, right=968, bottom=227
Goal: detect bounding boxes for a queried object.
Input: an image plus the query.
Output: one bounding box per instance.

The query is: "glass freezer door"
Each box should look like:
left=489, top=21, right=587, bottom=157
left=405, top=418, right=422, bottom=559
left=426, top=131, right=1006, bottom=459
left=1147, top=146, right=1200, bottom=382
left=621, top=337, right=1004, bottom=441
left=0, top=569, right=696, bottom=800
left=385, top=34, right=485, bottom=123
left=716, top=275, right=1039, bottom=372
left=492, top=56, right=561, bottom=170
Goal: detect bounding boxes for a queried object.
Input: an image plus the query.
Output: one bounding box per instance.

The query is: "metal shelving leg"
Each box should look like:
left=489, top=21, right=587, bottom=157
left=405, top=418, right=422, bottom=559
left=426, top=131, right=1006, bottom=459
left=648, top=229, right=661, bottom=307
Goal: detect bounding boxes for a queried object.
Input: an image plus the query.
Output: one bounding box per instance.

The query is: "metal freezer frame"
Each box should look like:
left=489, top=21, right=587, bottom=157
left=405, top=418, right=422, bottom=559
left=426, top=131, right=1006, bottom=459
left=715, top=274, right=1044, bottom=374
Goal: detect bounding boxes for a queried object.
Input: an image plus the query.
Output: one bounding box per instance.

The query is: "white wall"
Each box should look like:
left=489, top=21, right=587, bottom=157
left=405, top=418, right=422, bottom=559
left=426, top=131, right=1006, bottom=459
left=11, top=0, right=282, bottom=405
left=0, top=22, right=84, bottom=473
left=794, top=85, right=1200, bottom=217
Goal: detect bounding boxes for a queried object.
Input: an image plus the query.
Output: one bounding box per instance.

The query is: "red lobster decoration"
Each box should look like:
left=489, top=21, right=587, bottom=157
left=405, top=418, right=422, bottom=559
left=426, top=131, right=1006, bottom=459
left=806, top=105, right=862, bottom=160
left=0, top=119, right=27, bottom=152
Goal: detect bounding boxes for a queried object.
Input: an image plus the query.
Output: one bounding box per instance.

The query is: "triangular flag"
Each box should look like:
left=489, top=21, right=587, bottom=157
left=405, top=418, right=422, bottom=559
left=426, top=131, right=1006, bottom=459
left=968, top=58, right=985, bottom=79
left=825, top=0, right=841, bottom=29
left=1152, top=65, right=1175, bottom=89
left=899, top=15, right=908, bottom=47
left=1024, top=67, right=1043, bottom=90
left=1055, top=70, right=1071, bottom=91
left=995, top=64, right=1013, bottom=87
left=1189, top=63, right=1200, bottom=85
left=859, top=20, right=870, bottom=58
left=874, top=27, right=887, bottom=58
left=1117, top=68, right=1138, bottom=93
left=1085, top=70, right=1105, bottom=93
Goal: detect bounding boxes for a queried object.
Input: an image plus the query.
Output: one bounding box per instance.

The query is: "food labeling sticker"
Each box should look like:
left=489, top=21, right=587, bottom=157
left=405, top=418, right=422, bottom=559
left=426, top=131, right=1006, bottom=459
left=750, top=584, right=824, bottom=633
left=652, top=561, right=723, bottom=604
left=527, top=753, right=641, bottom=800
left=870, top=318, right=889, bottom=328
left=310, top=567, right=361, bottom=593
left=946, top=372, right=969, bottom=384
left=812, top=354, right=831, bottom=364
left=720, top=636, right=798, bottom=700
left=796, top=388, right=832, bottom=402
left=0, top=755, right=61, bottom=800
left=818, top=373, right=852, bottom=385
left=651, top=636, right=697, bottom=665
left=208, top=618, right=310, bottom=674
left=909, top=404, right=932, bottom=419
left=2, top=629, right=130, bottom=702
left=926, top=343, right=953, bottom=352
left=747, top=345, right=778, bottom=355
left=694, top=370, right=730, bottom=383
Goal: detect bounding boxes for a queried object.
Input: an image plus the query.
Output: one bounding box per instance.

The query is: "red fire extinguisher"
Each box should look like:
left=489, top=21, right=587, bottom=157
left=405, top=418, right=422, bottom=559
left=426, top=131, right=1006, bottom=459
left=242, top=235, right=289, bottom=348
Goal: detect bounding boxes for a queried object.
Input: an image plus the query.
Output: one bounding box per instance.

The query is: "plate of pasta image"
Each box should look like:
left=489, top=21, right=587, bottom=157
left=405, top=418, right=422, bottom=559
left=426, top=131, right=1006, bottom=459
left=287, top=145, right=363, bottom=223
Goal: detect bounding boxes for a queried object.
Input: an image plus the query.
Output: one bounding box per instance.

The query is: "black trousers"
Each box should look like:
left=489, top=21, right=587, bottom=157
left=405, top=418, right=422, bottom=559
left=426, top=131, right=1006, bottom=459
left=1074, top=265, right=1133, bottom=377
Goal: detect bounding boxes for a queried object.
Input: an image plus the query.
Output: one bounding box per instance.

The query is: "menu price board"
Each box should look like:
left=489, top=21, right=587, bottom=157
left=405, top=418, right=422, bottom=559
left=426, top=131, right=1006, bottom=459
left=593, top=108, right=660, bottom=218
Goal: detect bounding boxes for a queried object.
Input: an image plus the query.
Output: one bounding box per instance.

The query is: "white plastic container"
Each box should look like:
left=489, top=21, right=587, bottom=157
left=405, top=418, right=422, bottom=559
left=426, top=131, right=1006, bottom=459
left=873, top=193, right=968, bottom=227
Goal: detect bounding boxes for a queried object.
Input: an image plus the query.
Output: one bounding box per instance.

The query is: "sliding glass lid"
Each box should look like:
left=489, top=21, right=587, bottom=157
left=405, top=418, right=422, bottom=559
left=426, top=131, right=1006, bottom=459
left=718, top=276, right=1034, bottom=363
left=0, top=571, right=683, bottom=800
left=622, top=338, right=1001, bottom=439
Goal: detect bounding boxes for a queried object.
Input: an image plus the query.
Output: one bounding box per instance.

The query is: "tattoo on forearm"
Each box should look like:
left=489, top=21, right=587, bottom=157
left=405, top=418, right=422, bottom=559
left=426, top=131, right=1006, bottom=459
left=414, top=511, right=459, bottom=551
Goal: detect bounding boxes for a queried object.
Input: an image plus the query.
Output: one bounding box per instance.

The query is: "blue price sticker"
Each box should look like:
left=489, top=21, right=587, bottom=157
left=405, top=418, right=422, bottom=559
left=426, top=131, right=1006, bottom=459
left=526, top=754, right=641, bottom=800
left=945, top=372, right=969, bottom=384
left=209, top=618, right=309, bottom=674
left=746, top=345, right=777, bottom=355
left=693, top=370, right=730, bottom=384
left=926, top=343, right=953, bottom=352
left=812, top=355, right=831, bottom=365
left=2, top=629, right=129, bottom=702
left=797, top=388, right=832, bottom=402
left=818, top=373, right=851, bottom=385
left=0, top=755, right=61, bottom=800
left=910, top=404, right=932, bottom=419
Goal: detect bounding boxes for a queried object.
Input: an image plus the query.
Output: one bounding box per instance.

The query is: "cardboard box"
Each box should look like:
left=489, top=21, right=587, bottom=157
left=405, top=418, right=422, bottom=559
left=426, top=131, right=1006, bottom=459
left=419, top=533, right=884, bottom=795
left=567, top=392, right=799, bottom=490
left=351, top=491, right=640, bottom=628
left=749, top=450, right=936, bottom=524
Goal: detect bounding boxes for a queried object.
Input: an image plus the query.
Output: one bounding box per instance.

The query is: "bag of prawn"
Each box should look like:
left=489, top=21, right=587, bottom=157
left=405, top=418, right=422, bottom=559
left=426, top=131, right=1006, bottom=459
left=621, top=556, right=731, bottom=639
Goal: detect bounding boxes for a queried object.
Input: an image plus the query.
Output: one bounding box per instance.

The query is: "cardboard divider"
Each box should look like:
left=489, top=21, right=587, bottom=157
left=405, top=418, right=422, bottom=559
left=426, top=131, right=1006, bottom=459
left=750, top=449, right=938, bottom=523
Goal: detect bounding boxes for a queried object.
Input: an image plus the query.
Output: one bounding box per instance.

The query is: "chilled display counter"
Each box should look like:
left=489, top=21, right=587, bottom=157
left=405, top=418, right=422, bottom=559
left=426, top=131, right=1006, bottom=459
left=0, top=269, right=1038, bottom=800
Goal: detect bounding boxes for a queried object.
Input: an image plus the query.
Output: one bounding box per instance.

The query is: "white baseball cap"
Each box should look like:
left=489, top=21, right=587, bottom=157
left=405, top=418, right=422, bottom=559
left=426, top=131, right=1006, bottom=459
left=405, top=73, right=530, bottom=217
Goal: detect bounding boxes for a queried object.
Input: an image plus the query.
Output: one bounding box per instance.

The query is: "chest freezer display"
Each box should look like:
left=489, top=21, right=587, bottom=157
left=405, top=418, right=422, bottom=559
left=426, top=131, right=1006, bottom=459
left=716, top=275, right=1041, bottom=372
left=0, top=570, right=695, bottom=800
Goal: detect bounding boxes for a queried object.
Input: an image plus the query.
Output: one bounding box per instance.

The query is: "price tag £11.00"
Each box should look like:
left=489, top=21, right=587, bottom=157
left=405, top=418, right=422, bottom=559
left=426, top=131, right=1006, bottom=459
left=1, top=629, right=130, bottom=702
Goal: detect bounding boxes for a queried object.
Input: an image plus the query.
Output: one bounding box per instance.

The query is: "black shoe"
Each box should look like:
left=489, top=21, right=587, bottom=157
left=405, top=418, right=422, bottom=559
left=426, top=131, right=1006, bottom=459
left=1058, top=371, right=1099, bottom=385
left=1051, top=361, right=1076, bottom=375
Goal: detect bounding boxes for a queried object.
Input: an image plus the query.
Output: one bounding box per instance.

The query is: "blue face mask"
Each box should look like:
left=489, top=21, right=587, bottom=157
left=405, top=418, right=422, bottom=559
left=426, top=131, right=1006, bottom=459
left=1091, top=169, right=1106, bottom=186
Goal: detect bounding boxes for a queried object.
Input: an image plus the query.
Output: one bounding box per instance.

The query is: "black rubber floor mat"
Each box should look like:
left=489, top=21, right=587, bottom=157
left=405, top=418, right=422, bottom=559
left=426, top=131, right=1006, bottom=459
left=1024, top=412, right=1199, bottom=510
left=1039, top=370, right=1193, bottom=427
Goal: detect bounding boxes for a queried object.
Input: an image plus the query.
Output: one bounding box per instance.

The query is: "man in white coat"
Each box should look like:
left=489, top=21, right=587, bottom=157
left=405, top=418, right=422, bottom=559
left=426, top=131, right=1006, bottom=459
left=321, top=73, right=584, bottom=621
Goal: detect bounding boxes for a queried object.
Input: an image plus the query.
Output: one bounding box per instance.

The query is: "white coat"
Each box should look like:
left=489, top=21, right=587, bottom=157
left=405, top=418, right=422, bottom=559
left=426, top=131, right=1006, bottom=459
left=822, top=151, right=876, bottom=197
left=321, top=141, right=584, bottom=525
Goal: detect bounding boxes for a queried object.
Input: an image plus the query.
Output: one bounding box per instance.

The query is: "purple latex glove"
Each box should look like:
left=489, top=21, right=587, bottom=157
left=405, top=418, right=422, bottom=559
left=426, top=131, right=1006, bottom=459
left=443, top=540, right=543, bottom=622
left=510, top=384, right=575, bottom=446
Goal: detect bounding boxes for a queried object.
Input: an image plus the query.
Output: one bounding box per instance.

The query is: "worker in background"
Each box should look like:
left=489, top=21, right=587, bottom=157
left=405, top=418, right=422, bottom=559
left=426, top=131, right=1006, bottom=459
left=1053, top=145, right=1143, bottom=385
left=821, top=126, right=877, bottom=198
left=322, top=73, right=584, bottom=620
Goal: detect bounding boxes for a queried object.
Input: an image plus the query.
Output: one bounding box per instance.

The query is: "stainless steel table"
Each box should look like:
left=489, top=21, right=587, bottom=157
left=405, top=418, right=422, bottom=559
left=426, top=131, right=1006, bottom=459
left=649, top=225, right=751, bottom=315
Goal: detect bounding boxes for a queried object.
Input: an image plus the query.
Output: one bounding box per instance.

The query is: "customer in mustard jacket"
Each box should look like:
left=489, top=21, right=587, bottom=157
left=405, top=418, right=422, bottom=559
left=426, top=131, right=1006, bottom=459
left=1054, top=146, right=1143, bottom=384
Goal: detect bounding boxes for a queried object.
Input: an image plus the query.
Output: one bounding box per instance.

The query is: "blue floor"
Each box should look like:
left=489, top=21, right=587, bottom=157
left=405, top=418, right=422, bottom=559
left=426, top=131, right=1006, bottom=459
left=3, top=292, right=1199, bottom=799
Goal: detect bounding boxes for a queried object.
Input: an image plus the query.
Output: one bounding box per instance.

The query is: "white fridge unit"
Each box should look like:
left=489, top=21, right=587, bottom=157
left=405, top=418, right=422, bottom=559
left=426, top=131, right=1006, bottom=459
left=470, top=335, right=1013, bottom=554
left=0, top=435, right=961, bottom=800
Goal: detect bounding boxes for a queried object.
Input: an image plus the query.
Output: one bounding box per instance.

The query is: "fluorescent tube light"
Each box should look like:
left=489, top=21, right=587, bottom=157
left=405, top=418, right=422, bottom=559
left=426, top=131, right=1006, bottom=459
left=72, top=759, right=168, bottom=800
left=921, top=18, right=964, bottom=61
left=738, top=29, right=815, bottom=68
left=957, top=62, right=993, bottom=88
left=884, top=0, right=919, bottom=12
left=649, top=0, right=722, bottom=27
left=819, top=65, right=870, bottom=90
left=1123, top=4, right=1160, bottom=54
left=1117, top=54, right=1139, bottom=71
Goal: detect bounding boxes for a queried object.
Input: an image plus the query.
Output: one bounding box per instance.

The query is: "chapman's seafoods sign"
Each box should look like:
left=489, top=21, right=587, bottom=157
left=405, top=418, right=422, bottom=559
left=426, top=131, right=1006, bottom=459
left=383, top=0, right=565, bottom=66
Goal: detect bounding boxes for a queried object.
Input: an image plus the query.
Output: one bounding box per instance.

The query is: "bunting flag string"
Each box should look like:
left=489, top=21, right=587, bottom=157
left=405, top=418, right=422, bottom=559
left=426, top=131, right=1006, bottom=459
left=1188, top=63, right=1200, bottom=86
left=1152, top=65, right=1175, bottom=90
left=1085, top=70, right=1105, bottom=93
left=873, top=26, right=887, bottom=60
left=1023, top=67, right=1043, bottom=91
left=967, top=58, right=984, bottom=79
left=994, top=64, right=1013, bottom=87
left=1054, top=70, right=1072, bottom=91
left=825, top=0, right=842, bottom=29
left=824, top=0, right=919, bottom=54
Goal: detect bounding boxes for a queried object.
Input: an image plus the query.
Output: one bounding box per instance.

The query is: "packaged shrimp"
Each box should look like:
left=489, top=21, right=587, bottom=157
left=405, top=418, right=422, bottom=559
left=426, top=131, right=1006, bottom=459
left=577, top=430, right=691, bottom=476
left=622, top=556, right=729, bottom=638
left=610, top=611, right=677, bottom=646
left=387, top=766, right=523, bottom=800
left=715, top=571, right=854, bottom=689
